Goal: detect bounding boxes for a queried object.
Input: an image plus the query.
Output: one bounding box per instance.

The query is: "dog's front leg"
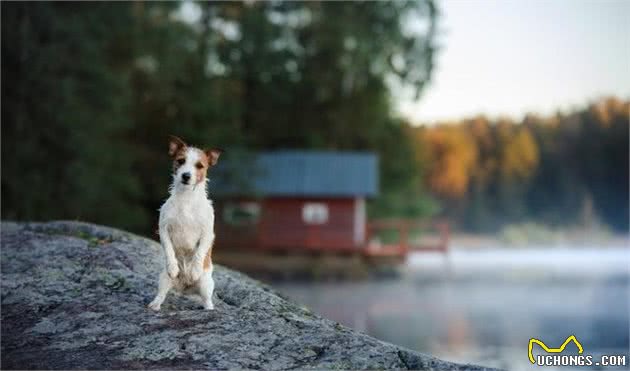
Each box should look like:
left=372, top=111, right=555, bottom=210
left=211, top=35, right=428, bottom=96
left=159, top=225, right=179, bottom=279
left=191, top=230, right=214, bottom=282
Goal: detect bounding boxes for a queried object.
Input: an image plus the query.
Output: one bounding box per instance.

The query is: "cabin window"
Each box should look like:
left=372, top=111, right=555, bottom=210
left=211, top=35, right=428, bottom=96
left=223, top=202, right=260, bottom=226
left=302, top=203, right=328, bottom=224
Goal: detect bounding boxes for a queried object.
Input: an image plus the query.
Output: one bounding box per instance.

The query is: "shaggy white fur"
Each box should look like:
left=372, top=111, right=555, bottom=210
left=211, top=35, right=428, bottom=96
left=149, top=142, right=220, bottom=311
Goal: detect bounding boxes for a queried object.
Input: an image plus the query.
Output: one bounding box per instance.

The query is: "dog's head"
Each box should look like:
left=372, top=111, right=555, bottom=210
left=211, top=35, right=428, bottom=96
left=168, top=135, right=222, bottom=188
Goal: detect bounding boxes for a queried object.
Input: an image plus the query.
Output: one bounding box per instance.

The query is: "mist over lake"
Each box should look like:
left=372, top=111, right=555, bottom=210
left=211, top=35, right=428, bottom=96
left=275, top=245, right=630, bottom=370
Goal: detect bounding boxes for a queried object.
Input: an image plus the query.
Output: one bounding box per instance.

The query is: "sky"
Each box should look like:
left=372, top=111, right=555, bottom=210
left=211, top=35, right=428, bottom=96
left=397, top=0, right=630, bottom=124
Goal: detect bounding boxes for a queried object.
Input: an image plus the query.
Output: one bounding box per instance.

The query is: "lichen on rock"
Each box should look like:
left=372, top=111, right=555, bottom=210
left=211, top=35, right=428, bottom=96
left=1, top=221, right=498, bottom=370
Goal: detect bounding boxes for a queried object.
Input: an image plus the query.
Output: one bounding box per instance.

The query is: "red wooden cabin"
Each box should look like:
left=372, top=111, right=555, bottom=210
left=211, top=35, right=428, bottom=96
left=212, top=151, right=378, bottom=253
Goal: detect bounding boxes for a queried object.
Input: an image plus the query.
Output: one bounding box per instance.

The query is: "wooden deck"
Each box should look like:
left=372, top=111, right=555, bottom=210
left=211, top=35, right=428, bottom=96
left=214, top=219, right=449, bottom=279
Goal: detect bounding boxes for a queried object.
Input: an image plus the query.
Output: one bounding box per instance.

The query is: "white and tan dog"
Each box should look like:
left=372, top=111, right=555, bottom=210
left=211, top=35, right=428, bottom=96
left=148, top=135, right=222, bottom=311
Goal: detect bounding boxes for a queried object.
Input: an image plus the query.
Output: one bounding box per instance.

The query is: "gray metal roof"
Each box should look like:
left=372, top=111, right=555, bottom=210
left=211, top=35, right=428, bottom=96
left=212, top=151, right=378, bottom=197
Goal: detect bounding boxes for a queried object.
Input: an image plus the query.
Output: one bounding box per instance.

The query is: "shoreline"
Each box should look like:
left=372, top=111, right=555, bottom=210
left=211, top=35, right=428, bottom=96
left=449, top=233, right=629, bottom=250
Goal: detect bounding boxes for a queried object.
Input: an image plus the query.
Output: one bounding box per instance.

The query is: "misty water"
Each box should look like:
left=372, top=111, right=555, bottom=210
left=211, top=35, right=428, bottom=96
left=274, top=245, right=629, bottom=370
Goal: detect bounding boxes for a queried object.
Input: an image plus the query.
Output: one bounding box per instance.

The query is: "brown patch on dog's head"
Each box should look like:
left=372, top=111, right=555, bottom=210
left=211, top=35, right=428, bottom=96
left=204, top=148, right=223, bottom=166
left=168, top=135, right=187, bottom=156
left=193, top=148, right=210, bottom=184
left=168, top=135, right=188, bottom=172
left=192, top=148, right=222, bottom=183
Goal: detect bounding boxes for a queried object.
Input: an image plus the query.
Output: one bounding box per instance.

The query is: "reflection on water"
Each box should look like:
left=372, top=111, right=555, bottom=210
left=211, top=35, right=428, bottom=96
left=274, top=246, right=630, bottom=370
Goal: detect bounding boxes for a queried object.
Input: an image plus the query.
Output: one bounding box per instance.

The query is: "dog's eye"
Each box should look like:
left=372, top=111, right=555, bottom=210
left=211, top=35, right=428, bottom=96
left=176, top=158, right=185, bottom=165
left=195, top=162, right=204, bottom=170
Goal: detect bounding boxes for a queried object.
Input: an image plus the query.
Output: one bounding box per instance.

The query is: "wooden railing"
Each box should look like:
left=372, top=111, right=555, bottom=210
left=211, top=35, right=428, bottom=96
left=365, top=219, right=449, bottom=258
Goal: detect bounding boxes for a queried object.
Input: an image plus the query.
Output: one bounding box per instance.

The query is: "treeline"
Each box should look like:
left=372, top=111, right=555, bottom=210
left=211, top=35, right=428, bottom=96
left=3, top=3, right=627, bottom=235
left=412, top=97, right=629, bottom=233
left=1, top=1, right=436, bottom=234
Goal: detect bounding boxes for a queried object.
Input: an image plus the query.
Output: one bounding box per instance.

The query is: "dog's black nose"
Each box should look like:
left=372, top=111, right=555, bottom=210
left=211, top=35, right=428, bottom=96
left=181, top=172, right=191, bottom=183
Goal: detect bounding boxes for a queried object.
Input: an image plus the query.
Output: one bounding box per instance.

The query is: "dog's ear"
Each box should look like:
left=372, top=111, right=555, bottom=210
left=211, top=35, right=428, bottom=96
left=205, top=148, right=223, bottom=166
left=168, top=135, right=187, bottom=157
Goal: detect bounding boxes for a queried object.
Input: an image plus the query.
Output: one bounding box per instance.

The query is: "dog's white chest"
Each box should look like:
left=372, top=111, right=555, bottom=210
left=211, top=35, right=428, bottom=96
left=160, top=197, right=213, bottom=252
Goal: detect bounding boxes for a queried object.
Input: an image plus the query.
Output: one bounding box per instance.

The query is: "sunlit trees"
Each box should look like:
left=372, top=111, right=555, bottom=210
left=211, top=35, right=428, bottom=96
left=412, top=98, right=629, bottom=233
left=415, top=125, right=477, bottom=199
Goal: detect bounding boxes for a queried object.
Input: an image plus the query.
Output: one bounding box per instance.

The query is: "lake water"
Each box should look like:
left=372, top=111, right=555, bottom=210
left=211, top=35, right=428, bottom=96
left=274, top=246, right=630, bottom=370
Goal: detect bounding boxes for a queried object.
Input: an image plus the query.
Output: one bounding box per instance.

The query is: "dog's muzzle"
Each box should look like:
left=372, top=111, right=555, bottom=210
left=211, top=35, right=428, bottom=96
left=181, top=172, right=191, bottom=184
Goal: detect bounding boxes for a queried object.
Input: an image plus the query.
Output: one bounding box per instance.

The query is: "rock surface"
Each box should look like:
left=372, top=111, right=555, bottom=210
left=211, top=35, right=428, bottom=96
left=1, top=221, right=497, bottom=370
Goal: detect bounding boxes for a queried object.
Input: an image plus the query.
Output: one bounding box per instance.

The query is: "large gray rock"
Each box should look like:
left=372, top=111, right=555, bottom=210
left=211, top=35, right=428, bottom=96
left=1, top=221, right=497, bottom=370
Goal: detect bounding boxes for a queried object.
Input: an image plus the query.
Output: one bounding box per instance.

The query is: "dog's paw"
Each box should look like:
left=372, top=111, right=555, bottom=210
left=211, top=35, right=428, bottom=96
left=190, top=264, right=203, bottom=281
left=203, top=301, right=214, bottom=310
left=167, top=264, right=180, bottom=279
left=148, top=300, right=162, bottom=311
